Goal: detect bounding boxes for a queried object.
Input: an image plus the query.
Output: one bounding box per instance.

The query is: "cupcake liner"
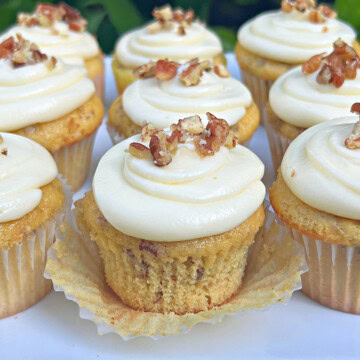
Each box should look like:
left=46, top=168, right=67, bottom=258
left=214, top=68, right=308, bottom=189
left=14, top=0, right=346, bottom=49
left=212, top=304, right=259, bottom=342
left=241, top=70, right=273, bottom=120
left=106, top=122, right=125, bottom=145
left=0, top=177, right=72, bottom=319
left=52, top=130, right=98, bottom=192
left=288, top=227, right=360, bottom=314
left=263, top=109, right=291, bottom=171
left=45, top=205, right=306, bottom=338
left=91, top=71, right=105, bottom=101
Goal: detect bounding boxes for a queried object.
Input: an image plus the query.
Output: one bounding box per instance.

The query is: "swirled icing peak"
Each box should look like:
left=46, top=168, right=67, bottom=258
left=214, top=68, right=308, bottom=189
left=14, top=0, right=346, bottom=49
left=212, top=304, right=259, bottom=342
left=0, top=38, right=95, bottom=132
left=0, top=133, right=57, bottom=223
left=237, top=8, right=356, bottom=64
left=282, top=116, right=360, bottom=220
left=93, top=115, right=265, bottom=241
left=125, top=59, right=250, bottom=128
left=115, top=6, right=222, bottom=69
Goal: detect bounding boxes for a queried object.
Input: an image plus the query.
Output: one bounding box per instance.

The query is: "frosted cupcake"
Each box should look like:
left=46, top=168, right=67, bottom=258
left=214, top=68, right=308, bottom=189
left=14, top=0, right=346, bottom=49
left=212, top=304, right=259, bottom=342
left=0, top=35, right=104, bottom=191
left=108, top=59, right=259, bottom=145
left=270, top=109, right=360, bottom=314
left=236, top=0, right=358, bottom=112
left=0, top=133, right=66, bottom=318
left=112, top=5, right=225, bottom=94
left=1, top=3, right=104, bottom=98
left=265, top=39, right=360, bottom=170
left=75, top=114, right=265, bottom=314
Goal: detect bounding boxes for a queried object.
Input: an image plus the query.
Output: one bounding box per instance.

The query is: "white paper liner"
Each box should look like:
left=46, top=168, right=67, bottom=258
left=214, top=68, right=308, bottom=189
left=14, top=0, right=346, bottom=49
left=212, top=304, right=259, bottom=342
left=52, top=131, right=98, bottom=192
left=287, top=226, right=360, bottom=314
left=263, top=108, right=292, bottom=171
left=0, top=176, right=72, bottom=319
left=106, top=122, right=125, bottom=145
left=45, top=204, right=306, bottom=338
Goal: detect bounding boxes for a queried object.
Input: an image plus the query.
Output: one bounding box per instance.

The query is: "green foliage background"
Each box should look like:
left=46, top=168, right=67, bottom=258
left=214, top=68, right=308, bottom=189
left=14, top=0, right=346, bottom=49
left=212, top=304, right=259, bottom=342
left=0, top=0, right=352, bottom=54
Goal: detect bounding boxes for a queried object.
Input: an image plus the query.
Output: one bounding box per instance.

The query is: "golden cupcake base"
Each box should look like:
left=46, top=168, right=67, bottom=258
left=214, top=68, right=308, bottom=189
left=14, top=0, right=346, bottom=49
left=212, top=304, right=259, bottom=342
left=45, top=207, right=306, bottom=338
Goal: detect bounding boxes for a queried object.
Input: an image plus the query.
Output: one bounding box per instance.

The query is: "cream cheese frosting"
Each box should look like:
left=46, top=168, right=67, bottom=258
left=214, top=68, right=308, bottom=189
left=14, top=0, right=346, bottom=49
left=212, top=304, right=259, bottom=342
left=0, top=57, right=95, bottom=132
left=1, top=21, right=99, bottom=65
left=123, top=69, right=252, bottom=128
left=238, top=10, right=356, bottom=64
left=93, top=135, right=265, bottom=241
left=115, top=21, right=223, bottom=69
left=269, top=66, right=360, bottom=128
left=282, top=117, right=360, bottom=220
left=0, top=133, right=57, bottom=223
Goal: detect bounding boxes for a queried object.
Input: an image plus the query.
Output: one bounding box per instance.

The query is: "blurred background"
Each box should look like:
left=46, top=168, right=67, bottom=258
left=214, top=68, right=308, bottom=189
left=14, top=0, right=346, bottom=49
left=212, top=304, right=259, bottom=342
left=0, top=0, right=356, bottom=53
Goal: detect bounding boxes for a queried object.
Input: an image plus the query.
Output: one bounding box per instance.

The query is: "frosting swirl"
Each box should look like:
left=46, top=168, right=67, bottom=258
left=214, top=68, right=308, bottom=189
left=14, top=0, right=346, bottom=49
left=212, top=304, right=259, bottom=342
left=238, top=10, right=356, bottom=64
left=1, top=21, right=99, bottom=65
left=93, top=136, right=265, bottom=241
left=270, top=66, right=360, bottom=128
left=115, top=22, right=223, bottom=68
left=282, top=117, right=360, bottom=220
left=0, top=133, right=57, bottom=223
left=0, top=58, right=95, bottom=132
left=123, top=69, right=252, bottom=128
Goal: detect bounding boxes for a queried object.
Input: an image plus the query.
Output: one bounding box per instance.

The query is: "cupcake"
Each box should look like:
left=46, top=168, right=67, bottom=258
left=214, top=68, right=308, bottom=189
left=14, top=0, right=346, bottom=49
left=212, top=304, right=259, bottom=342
left=0, top=133, right=67, bottom=319
left=112, top=5, right=225, bottom=94
left=0, top=3, right=104, bottom=98
left=270, top=109, right=360, bottom=314
left=0, top=34, right=104, bottom=191
left=236, top=0, right=358, bottom=112
left=265, top=39, right=360, bottom=170
left=75, top=114, right=266, bottom=314
left=108, top=59, right=259, bottom=146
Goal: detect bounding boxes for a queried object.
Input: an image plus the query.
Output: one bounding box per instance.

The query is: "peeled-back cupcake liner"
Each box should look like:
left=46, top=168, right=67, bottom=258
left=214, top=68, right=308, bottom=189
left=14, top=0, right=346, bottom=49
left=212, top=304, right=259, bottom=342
left=241, top=70, right=274, bottom=120
left=0, top=177, right=72, bottom=319
left=263, top=109, right=292, bottom=171
left=45, top=205, right=306, bottom=338
left=52, top=130, right=98, bottom=192
left=287, top=227, right=360, bottom=314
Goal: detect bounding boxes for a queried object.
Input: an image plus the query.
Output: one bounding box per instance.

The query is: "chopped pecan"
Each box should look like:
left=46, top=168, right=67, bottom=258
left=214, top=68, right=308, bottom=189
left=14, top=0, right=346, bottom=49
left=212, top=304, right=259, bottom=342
left=155, top=59, right=179, bottom=81
left=214, top=64, right=230, bottom=78
left=60, top=2, right=87, bottom=32
left=129, top=142, right=153, bottom=161
left=302, top=53, right=325, bottom=74
left=281, top=0, right=294, bottom=13
left=316, top=64, right=332, bottom=84
left=17, top=13, right=39, bottom=27
left=0, top=37, right=15, bottom=59
left=318, top=4, right=337, bottom=19
left=178, top=25, right=186, bottom=35
left=141, top=123, right=158, bottom=142
left=309, top=9, right=326, bottom=23
left=200, top=60, right=211, bottom=71
left=1, top=148, right=8, bottom=156
left=147, top=22, right=162, bottom=34
left=179, top=62, right=203, bottom=86
left=152, top=5, right=173, bottom=23
left=150, top=131, right=172, bottom=167
left=322, top=26, right=328, bottom=33
left=184, top=9, right=195, bottom=24
left=46, top=56, right=57, bottom=70
left=177, top=115, right=204, bottom=135
left=173, top=9, right=185, bottom=22
left=133, top=61, right=156, bottom=79
left=345, top=119, right=360, bottom=150
left=224, top=131, right=238, bottom=149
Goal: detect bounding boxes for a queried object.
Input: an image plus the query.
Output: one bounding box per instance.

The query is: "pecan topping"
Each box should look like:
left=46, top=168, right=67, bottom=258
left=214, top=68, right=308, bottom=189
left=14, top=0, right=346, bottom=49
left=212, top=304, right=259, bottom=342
left=345, top=103, right=360, bottom=149
left=179, top=62, right=203, bottom=86
left=0, top=34, right=57, bottom=69
left=214, top=64, right=230, bottom=78
left=17, top=2, right=87, bottom=32
left=128, top=114, right=237, bottom=165
left=302, top=39, right=360, bottom=88
left=280, top=0, right=337, bottom=22
left=148, top=5, right=195, bottom=36
left=155, top=59, right=179, bottom=81
left=133, top=62, right=156, bottom=79
left=1, top=148, right=8, bottom=156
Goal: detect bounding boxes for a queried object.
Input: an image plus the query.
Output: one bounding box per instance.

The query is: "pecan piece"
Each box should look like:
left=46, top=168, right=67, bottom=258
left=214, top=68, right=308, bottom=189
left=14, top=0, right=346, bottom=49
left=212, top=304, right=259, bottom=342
left=1, top=148, right=8, bottom=156
left=0, top=37, right=15, bottom=59
left=17, top=13, right=39, bottom=27
left=214, top=64, right=230, bottom=78
left=318, top=4, right=337, bottom=19
left=147, top=22, right=162, bottom=34
left=60, top=2, right=87, bottom=32
left=177, top=115, right=203, bottom=135
left=281, top=0, right=294, bottom=13
left=149, top=131, right=172, bottom=167
left=316, top=64, right=332, bottom=84
left=345, top=104, right=360, bottom=149
left=155, top=59, right=179, bottom=81
left=140, top=123, right=158, bottom=142
left=129, top=142, right=153, bottom=161
left=302, top=53, right=325, bottom=74
left=133, top=61, right=156, bottom=79
left=179, top=62, right=203, bottom=86
left=309, top=9, right=326, bottom=23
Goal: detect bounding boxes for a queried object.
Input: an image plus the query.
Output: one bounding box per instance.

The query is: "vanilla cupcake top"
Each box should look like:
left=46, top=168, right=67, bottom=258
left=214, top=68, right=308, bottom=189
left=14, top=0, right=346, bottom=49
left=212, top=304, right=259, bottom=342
left=123, top=59, right=252, bottom=128
left=93, top=115, right=265, bottom=241
left=0, top=133, right=57, bottom=223
left=270, top=40, right=360, bottom=128
left=238, top=1, right=356, bottom=64
left=282, top=107, right=360, bottom=220
left=0, top=35, right=95, bottom=132
left=1, top=3, right=99, bottom=65
left=115, top=5, right=223, bottom=69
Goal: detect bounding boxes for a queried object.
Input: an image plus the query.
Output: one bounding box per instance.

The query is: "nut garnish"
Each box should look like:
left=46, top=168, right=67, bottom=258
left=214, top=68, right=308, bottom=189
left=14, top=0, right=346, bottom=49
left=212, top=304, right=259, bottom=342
left=148, top=5, right=196, bottom=35
left=302, top=39, right=360, bottom=88
left=133, top=62, right=157, bottom=79
left=1, top=148, right=8, bottom=156
left=214, top=64, right=230, bottom=78
left=280, top=0, right=337, bottom=22
left=128, top=114, right=238, bottom=166
left=345, top=103, right=360, bottom=149
left=179, top=62, right=203, bottom=86
left=0, top=34, right=57, bottom=69
left=17, top=2, right=87, bottom=32
left=155, top=59, right=179, bottom=81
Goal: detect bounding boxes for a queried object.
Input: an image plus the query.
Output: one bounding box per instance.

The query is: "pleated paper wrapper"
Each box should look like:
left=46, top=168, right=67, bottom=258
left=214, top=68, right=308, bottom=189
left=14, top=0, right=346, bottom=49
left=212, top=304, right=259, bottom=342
left=45, top=206, right=307, bottom=339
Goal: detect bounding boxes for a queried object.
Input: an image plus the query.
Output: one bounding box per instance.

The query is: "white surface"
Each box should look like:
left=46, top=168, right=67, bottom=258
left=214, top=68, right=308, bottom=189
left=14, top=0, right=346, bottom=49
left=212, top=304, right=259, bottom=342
left=1, top=55, right=359, bottom=360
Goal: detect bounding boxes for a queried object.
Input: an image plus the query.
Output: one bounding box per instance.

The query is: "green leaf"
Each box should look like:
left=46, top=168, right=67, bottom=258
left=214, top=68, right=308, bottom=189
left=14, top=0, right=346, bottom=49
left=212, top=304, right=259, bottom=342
left=211, top=26, right=237, bottom=53
left=82, top=7, right=106, bottom=34
left=335, top=0, right=360, bottom=33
